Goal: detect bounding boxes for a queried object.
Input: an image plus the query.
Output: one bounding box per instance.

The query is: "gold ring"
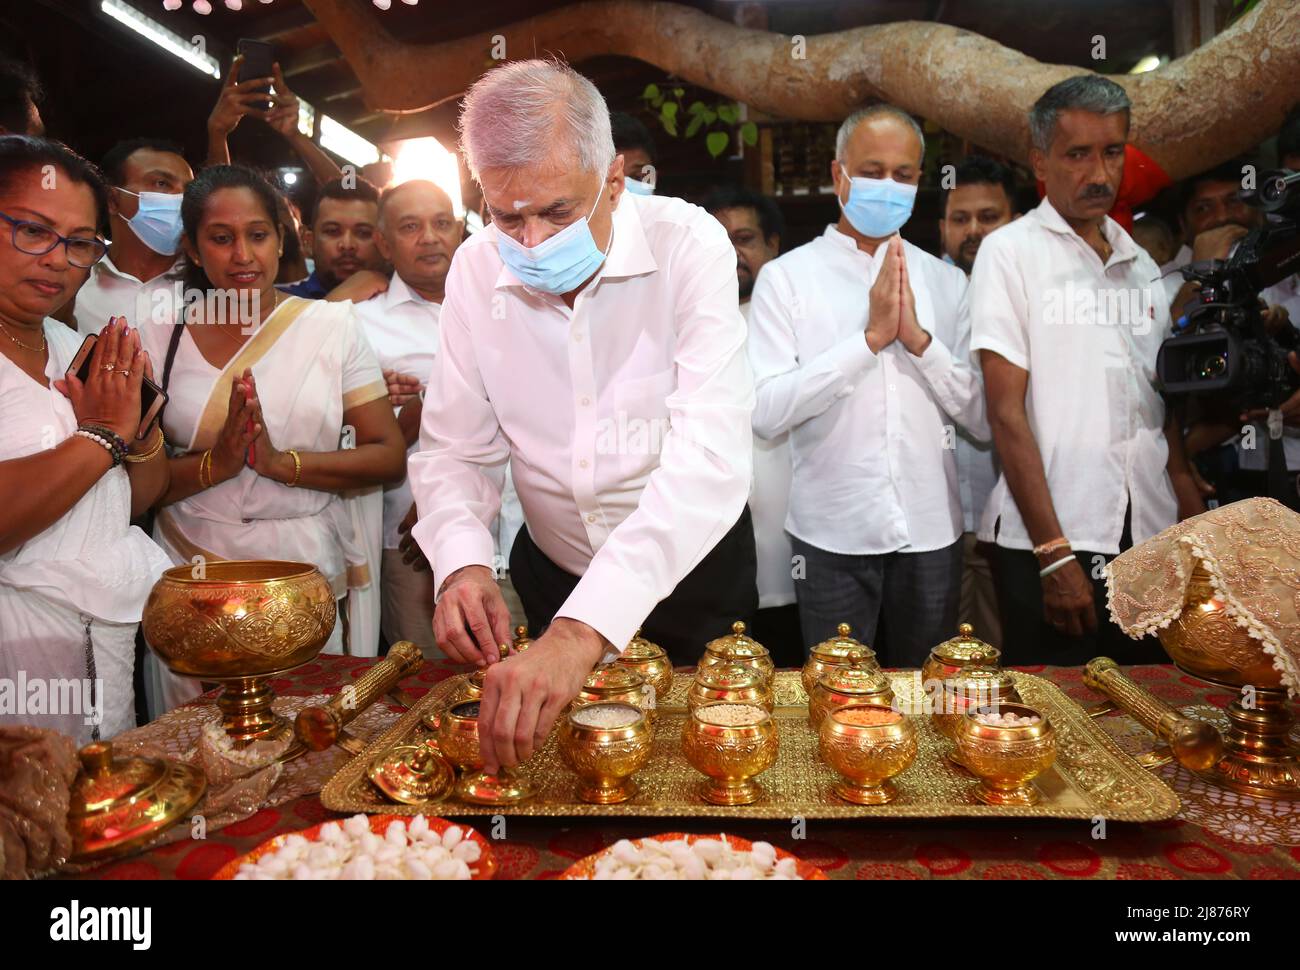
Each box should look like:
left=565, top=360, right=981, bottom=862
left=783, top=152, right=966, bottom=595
left=100, top=363, right=115, bottom=372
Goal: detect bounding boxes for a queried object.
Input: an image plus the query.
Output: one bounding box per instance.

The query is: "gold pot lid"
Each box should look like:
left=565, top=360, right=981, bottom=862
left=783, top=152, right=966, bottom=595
left=68, top=741, right=207, bottom=864
left=583, top=663, right=645, bottom=694
left=930, top=623, right=1000, bottom=665
left=941, top=665, right=1016, bottom=695
left=512, top=625, right=534, bottom=653
left=622, top=628, right=667, bottom=661
left=809, top=623, right=875, bottom=663
left=469, top=641, right=513, bottom=689
left=818, top=663, right=890, bottom=695
left=695, top=662, right=764, bottom=691
left=703, top=621, right=771, bottom=661
left=368, top=743, right=454, bottom=805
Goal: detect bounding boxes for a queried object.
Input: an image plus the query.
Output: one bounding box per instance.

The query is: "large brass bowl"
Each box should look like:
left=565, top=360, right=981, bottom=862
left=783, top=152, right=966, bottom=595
left=681, top=702, right=779, bottom=806
left=1156, top=565, right=1298, bottom=799
left=141, top=560, right=335, bottom=744
left=142, top=560, right=335, bottom=679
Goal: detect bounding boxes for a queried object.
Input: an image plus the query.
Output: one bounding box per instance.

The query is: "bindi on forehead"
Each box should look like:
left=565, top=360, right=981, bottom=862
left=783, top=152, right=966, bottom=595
left=512, top=200, right=531, bottom=210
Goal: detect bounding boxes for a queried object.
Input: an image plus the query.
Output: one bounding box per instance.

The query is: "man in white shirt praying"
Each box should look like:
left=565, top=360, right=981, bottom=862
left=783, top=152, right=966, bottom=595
left=408, top=60, right=756, bottom=774
left=971, top=75, right=1204, bottom=666
left=72, top=138, right=191, bottom=337
left=747, top=105, right=988, bottom=667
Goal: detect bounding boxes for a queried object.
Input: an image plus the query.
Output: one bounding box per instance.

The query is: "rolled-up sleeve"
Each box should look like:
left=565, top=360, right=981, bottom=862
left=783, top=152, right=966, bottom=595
left=969, top=235, right=1031, bottom=372
left=748, top=262, right=879, bottom=440
left=407, top=266, right=508, bottom=595
left=555, top=222, right=755, bottom=658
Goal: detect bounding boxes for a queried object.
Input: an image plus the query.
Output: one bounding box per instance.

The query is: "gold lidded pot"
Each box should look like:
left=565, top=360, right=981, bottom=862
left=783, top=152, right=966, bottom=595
left=688, top=662, right=774, bottom=715
left=801, top=623, right=878, bottom=697
left=68, top=741, right=208, bottom=864
left=573, top=663, right=654, bottom=716
left=558, top=702, right=654, bottom=804
left=367, top=743, right=454, bottom=805
left=699, top=620, right=775, bottom=686
left=819, top=704, right=918, bottom=805
left=809, top=663, right=894, bottom=730
left=921, top=623, right=1001, bottom=684
left=615, top=628, right=674, bottom=704
left=681, top=701, right=779, bottom=806
left=956, top=703, right=1057, bottom=806
left=930, top=666, right=1019, bottom=742
left=435, top=699, right=536, bottom=806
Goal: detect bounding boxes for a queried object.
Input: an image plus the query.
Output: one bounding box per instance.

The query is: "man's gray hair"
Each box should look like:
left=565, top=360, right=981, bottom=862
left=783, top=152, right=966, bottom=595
left=835, top=104, right=925, bottom=164
left=1028, top=75, right=1131, bottom=152
left=458, top=59, right=616, bottom=181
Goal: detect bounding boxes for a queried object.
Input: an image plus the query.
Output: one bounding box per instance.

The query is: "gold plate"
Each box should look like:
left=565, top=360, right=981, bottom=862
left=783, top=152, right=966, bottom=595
left=322, top=671, right=1181, bottom=822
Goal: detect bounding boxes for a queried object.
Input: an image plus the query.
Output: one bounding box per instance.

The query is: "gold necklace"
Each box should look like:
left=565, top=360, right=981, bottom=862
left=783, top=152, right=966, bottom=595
left=0, top=319, right=46, bottom=353
left=216, top=291, right=281, bottom=345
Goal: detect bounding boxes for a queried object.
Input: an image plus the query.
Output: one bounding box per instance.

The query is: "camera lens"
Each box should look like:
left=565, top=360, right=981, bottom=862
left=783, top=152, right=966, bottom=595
left=1196, top=353, right=1228, bottom=380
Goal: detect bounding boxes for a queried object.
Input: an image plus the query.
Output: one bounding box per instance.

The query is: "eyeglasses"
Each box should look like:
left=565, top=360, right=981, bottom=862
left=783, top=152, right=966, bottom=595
left=0, top=210, right=107, bottom=268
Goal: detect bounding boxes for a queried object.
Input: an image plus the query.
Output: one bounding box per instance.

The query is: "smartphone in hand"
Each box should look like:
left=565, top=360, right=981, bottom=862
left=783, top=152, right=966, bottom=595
left=236, top=38, right=276, bottom=112
left=67, top=333, right=169, bottom=440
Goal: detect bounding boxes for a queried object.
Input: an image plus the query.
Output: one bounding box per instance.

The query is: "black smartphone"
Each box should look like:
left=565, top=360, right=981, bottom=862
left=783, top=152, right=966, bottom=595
left=236, top=38, right=275, bottom=112
left=67, top=334, right=168, bottom=441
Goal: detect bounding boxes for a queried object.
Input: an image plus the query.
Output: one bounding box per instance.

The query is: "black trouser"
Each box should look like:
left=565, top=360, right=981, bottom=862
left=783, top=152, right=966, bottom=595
left=991, top=507, right=1166, bottom=667
left=508, top=507, right=758, bottom=667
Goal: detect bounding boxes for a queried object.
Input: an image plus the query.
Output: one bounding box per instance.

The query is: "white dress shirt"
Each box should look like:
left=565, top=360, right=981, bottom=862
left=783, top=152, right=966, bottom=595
left=740, top=301, right=796, bottom=608
left=1160, top=243, right=1194, bottom=310
left=353, top=276, right=524, bottom=554
left=970, top=197, right=1177, bottom=554
left=72, top=252, right=184, bottom=337
left=408, top=192, right=755, bottom=655
left=747, top=225, right=988, bottom=556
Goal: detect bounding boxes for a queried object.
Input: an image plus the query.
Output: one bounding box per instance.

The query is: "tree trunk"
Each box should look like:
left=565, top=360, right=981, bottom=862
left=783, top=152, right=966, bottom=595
left=301, top=0, right=1300, bottom=180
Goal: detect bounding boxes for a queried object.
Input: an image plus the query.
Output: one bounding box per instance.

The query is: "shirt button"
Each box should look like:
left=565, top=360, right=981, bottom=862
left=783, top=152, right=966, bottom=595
left=888, top=383, right=897, bottom=392
left=573, top=331, right=584, bottom=342
left=586, top=513, right=597, bottom=523
left=580, top=396, right=591, bottom=406
left=579, top=458, right=589, bottom=468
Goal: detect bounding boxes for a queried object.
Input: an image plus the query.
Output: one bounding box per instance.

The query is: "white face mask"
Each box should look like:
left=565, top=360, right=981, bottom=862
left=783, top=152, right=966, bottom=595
left=494, top=187, right=611, bottom=294
left=114, top=187, right=184, bottom=255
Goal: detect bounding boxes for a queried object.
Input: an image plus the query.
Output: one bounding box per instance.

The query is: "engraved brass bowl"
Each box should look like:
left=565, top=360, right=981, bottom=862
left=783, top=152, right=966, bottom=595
left=1156, top=564, right=1299, bottom=799
left=921, top=622, right=1002, bottom=684
left=572, top=664, right=654, bottom=722
left=930, top=666, right=1019, bottom=742
left=809, top=664, right=894, bottom=730
left=687, top=663, right=775, bottom=715
left=699, top=621, right=775, bottom=686
left=142, top=560, right=335, bottom=744
left=802, top=622, right=878, bottom=696
left=615, top=629, right=674, bottom=703
left=557, top=703, right=653, bottom=804
left=435, top=700, right=536, bottom=806
left=681, top=701, right=779, bottom=806
left=818, top=704, right=917, bottom=805
left=956, top=703, right=1056, bottom=807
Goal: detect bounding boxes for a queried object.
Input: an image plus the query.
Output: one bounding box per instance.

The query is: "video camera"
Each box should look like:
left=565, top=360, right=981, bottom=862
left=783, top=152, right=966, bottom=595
left=1156, top=169, right=1300, bottom=410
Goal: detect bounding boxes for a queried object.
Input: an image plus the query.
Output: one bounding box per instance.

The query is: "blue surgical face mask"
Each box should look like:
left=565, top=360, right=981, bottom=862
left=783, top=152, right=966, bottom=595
left=624, top=176, right=655, bottom=197
left=115, top=187, right=184, bottom=256
left=495, top=187, right=610, bottom=294
left=837, top=164, right=917, bottom=238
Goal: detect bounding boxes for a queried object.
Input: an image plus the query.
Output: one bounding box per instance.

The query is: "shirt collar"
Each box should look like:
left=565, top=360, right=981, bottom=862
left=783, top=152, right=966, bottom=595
left=1034, top=196, right=1140, bottom=266
left=819, top=224, right=892, bottom=267
left=492, top=192, right=659, bottom=292
left=94, top=251, right=183, bottom=286
left=384, top=272, right=437, bottom=310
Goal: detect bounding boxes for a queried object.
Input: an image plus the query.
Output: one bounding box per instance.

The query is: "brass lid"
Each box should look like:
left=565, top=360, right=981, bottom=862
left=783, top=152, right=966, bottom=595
left=818, top=663, right=890, bottom=695
left=68, top=741, right=207, bottom=864
left=622, top=628, right=668, bottom=662
left=703, top=620, right=771, bottom=661
left=512, top=625, right=533, bottom=653
left=368, top=743, right=454, bottom=805
left=930, top=623, right=1000, bottom=665
left=582, top=663, right=645, bottom=694
left=695, top=663, right=764, bottom=691
left=469, top=642, right=512, bottom=689
left=941, top=665, right=1016, bottom=695
left=809, top=623, right=875, bottom=663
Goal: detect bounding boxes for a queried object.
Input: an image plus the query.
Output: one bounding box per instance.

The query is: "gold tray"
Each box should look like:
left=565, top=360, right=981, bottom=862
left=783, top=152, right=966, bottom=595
left=321, top=671, right=1180, bottom=821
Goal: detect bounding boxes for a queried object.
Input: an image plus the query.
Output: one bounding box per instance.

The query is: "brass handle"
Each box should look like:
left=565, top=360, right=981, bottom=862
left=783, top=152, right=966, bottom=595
left=294, top=641, right=424, bottom=752
left=1083, top=657, right=1223, bottom=772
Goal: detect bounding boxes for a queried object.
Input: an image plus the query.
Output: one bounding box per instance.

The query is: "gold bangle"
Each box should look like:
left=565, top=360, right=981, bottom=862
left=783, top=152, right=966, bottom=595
left=286, top=448, right=302, bottom=487
left=199, top=448, right=213, bottom=489
left=124, top=429, right=165, bottom=463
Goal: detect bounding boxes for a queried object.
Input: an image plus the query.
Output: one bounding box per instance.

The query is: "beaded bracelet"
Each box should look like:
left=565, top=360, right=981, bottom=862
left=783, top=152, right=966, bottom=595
left=74, top=429, right=123, bottom=468
left=76, top=424, right=128, bottom=465
left=1032, top=537, right=1072, bottom=558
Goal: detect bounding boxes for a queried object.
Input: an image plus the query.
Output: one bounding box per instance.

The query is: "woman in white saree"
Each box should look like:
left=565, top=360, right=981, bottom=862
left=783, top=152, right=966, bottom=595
left=0, top=137, right=172, bottom=745
left=141, top=166, right=404, bottom=709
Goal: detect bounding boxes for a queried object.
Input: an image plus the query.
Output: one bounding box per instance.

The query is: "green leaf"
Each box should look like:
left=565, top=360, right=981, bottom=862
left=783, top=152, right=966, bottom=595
left=685, top=114, right=706, bottom=138
left=673, top=88, right=685, bottom=99
left=739, top=121, right=758, bottom=147
left=687, top=101, right=708, bottom=116
left=661, top=101, right=678, bottom=121
left=641, top=83, right=660, bottom=102
left=716, top=103, right=740, bottom=126
left=660, top=114, right=678, bottom=138
left=702, top=108, right=717, bottom=125
left=705, top=131, right=729, bottom=158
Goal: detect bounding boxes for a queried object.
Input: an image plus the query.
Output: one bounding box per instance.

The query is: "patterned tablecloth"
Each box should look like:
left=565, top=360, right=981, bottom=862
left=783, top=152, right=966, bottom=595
left=69, top=658, right=1300, bottom=881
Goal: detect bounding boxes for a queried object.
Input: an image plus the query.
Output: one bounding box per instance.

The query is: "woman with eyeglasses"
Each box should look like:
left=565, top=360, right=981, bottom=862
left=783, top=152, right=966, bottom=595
left=140, top=165, right=404, bottom=708
left=0, top=135, right=172, bottom=744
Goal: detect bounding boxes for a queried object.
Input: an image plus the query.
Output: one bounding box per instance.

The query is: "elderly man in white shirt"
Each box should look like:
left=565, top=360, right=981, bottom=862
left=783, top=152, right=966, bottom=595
left=972, top=75, right=1204, bottom=666
left=73, top=139, right=190, bottom=337
left=748, top=105, right=988, bottom=667
left=408, top=60, right=756, bottom=774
